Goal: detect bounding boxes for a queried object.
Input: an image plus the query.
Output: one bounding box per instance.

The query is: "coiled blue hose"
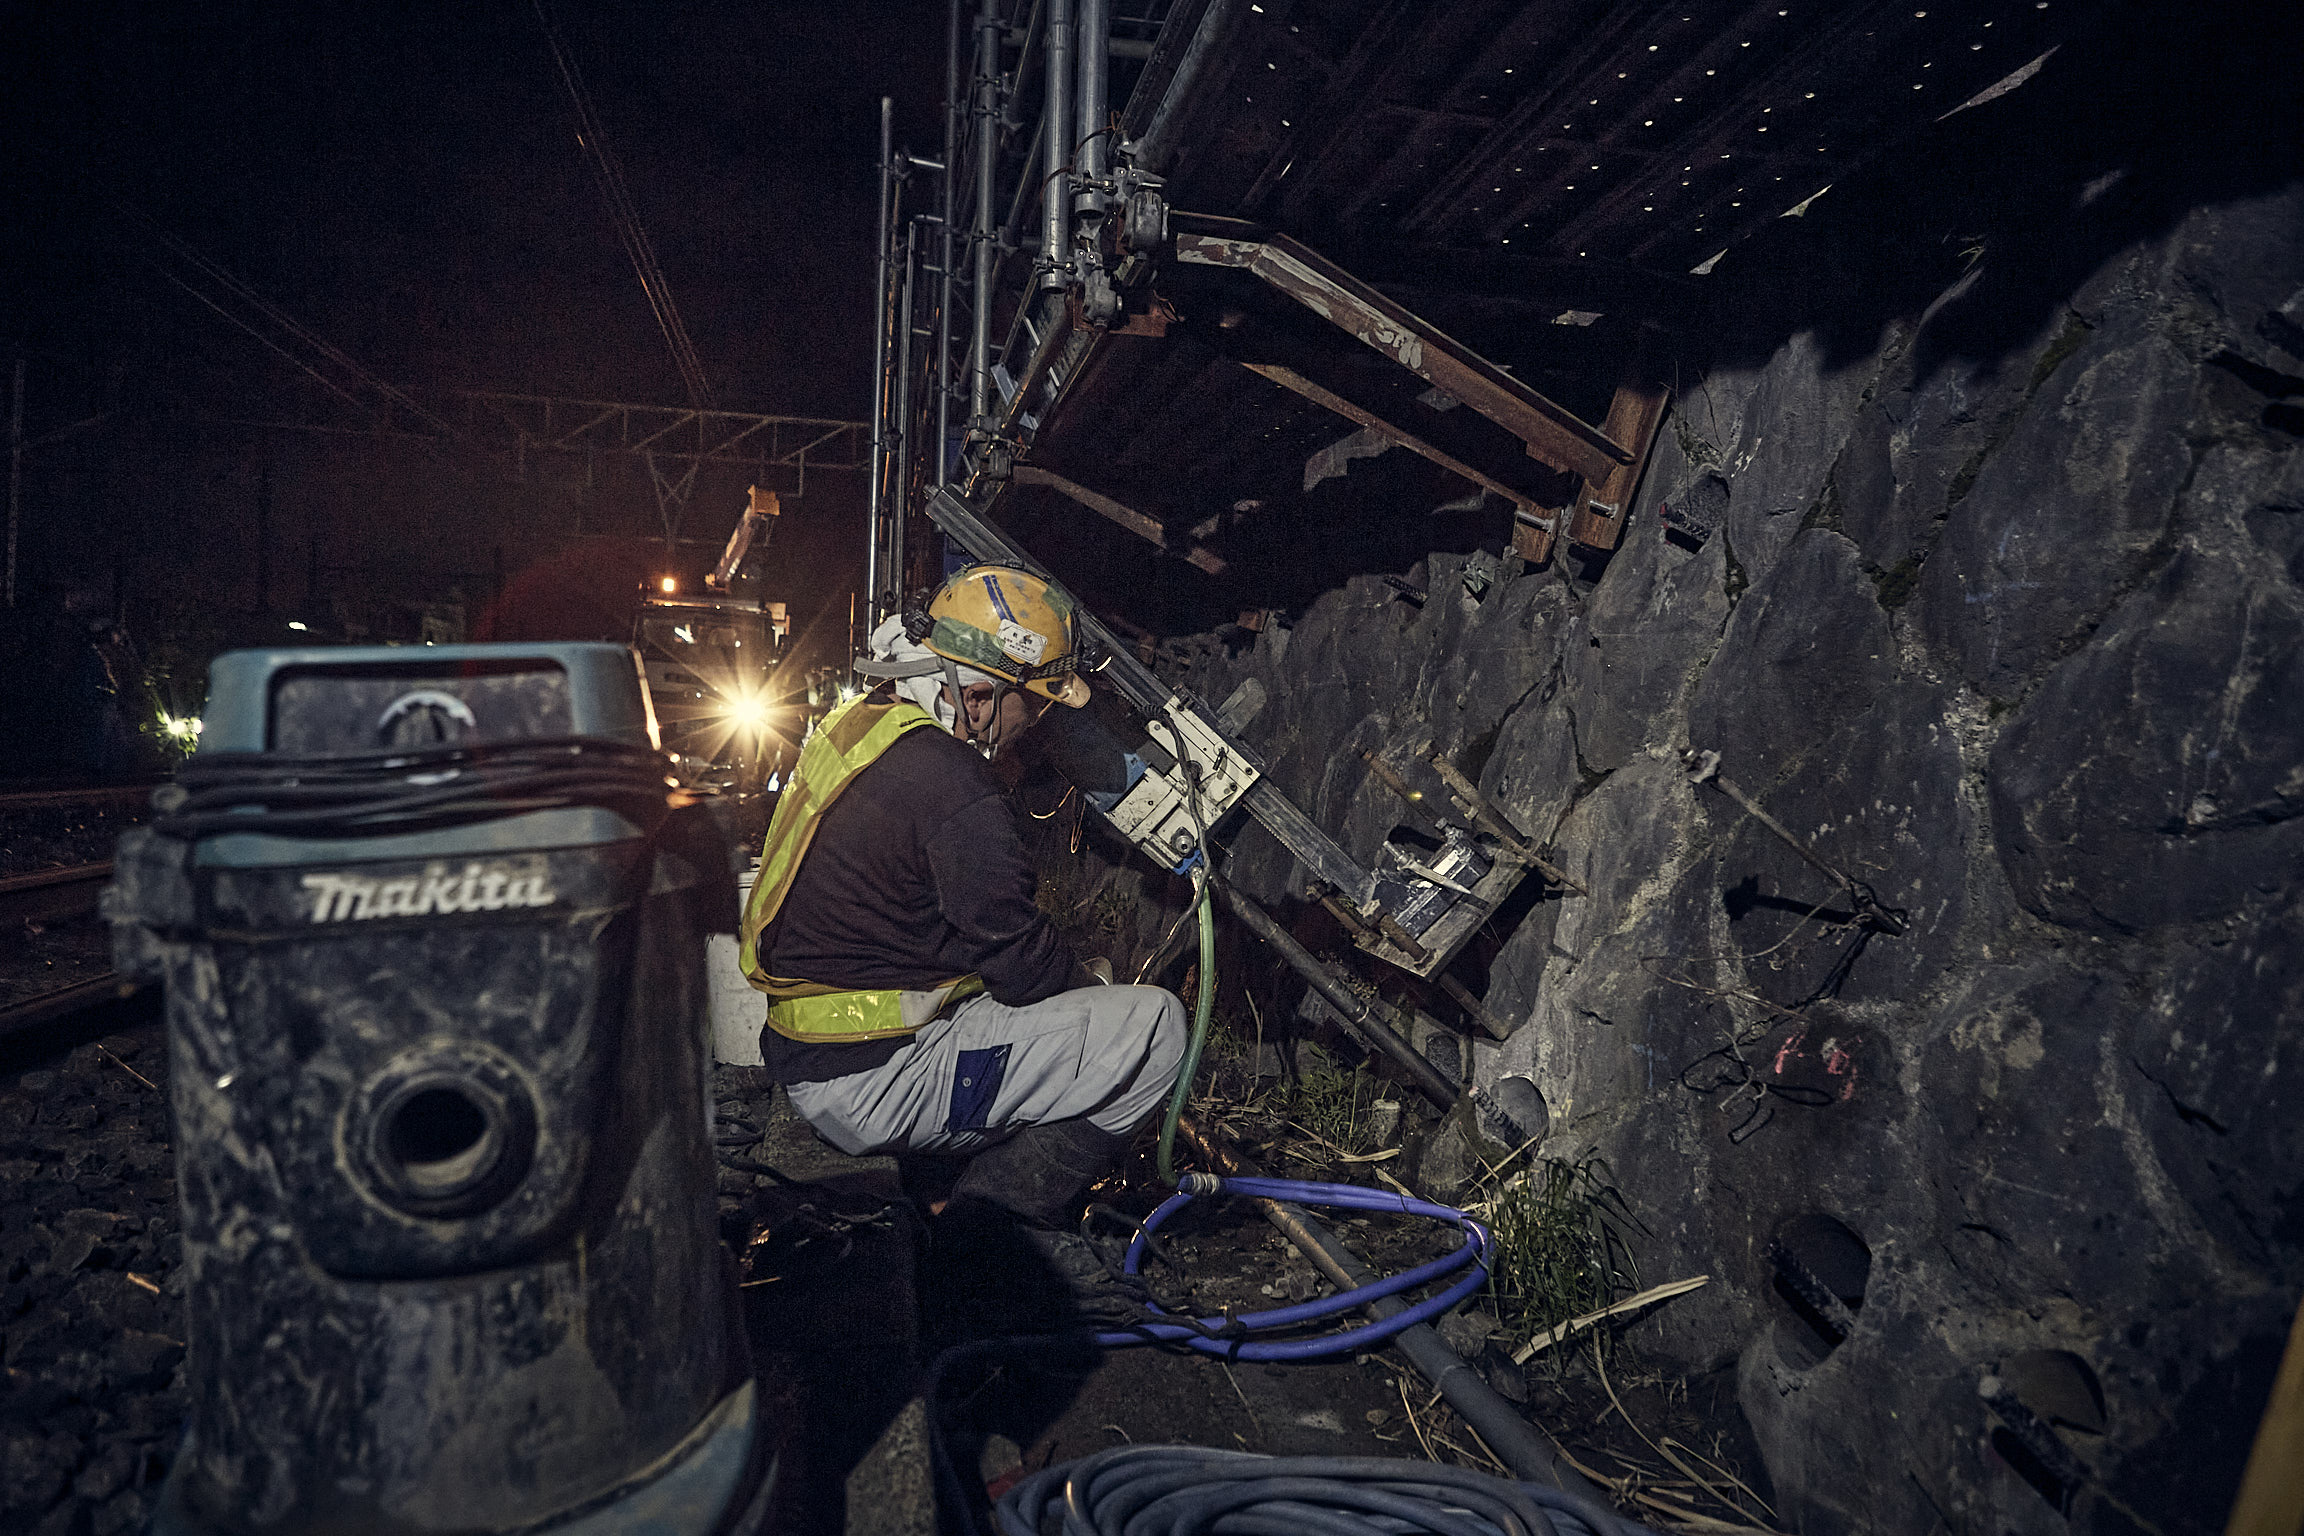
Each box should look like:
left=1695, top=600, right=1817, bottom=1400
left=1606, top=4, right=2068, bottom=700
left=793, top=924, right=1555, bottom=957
left=994, top=1445, right=1659, bottom=1536
left=1090, top=1174, right=1493, bottom=1360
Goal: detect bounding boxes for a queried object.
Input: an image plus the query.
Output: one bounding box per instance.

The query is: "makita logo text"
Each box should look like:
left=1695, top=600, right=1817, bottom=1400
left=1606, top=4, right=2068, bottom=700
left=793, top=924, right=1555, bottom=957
left=299, top=863, right=557, bottom=922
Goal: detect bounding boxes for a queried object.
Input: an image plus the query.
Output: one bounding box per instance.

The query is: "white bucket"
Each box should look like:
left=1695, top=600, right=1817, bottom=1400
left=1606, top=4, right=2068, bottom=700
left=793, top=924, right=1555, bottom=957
left=707, top=866, right=764, bottom=1066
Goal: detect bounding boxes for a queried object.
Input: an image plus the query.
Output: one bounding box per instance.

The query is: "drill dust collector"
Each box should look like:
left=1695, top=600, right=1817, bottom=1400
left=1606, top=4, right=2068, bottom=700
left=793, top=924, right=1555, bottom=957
left=107, top=643, right=774, bottom=1535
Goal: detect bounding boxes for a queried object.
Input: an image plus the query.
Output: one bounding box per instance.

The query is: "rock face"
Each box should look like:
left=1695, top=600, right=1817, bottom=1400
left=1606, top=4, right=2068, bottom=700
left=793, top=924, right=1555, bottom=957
left=1162, top=39, right=2303, bottom=1536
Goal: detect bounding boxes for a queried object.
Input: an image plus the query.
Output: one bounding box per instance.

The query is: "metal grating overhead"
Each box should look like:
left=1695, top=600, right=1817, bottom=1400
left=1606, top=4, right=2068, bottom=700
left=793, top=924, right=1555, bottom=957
left=869, top=0, right=2127, bottom=634
left=1146, top=0, right=2094, bottom=273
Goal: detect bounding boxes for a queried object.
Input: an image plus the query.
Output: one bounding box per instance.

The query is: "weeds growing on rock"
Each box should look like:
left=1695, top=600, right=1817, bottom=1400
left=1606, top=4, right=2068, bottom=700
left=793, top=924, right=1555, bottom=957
left=1282, top=1041, right=1380, bottom=1157
left=1485, top=1156, right=1643, bottom=1356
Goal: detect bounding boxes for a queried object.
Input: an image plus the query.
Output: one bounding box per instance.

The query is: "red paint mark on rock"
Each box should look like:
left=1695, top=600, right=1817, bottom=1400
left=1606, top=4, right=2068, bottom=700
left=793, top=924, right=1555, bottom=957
left=1772, top=1027, right=1808, bottom=1076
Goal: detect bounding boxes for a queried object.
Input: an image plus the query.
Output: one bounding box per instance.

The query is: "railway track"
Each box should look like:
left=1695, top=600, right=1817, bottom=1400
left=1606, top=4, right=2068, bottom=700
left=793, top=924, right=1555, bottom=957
left=0, top=971, right=152, bottom=1041
left=0, top=860, right=115, bottom=926
left=0, top=783, right=161, bottom=815
left=0, top=859, right=144, bottom=1044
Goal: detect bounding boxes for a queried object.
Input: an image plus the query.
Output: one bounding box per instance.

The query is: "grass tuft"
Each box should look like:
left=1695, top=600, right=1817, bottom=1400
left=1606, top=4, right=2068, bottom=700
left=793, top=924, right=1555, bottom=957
left=1487, top=1156, right=1643, bottom=1357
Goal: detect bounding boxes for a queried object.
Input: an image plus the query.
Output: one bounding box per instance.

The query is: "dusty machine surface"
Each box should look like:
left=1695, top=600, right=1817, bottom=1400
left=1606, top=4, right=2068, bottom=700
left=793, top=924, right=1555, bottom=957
left=103, top=643, right=772, bottom=1534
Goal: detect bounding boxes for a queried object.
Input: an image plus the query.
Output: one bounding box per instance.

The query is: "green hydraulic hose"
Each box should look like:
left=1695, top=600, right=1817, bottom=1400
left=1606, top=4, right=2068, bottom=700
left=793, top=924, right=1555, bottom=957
left=1155, top=868, right=1217, bottom=1186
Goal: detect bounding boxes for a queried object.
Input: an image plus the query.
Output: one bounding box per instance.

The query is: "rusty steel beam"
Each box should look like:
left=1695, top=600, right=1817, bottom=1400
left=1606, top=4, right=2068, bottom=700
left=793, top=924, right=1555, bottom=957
left=1240, top=363, right=1559, bottom=530
left=1564, top=329, right=1672, bottom=552
left=1206, top=309, right=1577, bottom=505
left=1172, top=227, right=1632, bottom=484
left=1010, top=465, right=1227, bottom=574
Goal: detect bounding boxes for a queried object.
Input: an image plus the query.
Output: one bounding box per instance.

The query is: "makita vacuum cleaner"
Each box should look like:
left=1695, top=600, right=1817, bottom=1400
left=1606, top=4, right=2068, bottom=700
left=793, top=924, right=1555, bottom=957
left=109, top=643, right=771, bottom=1534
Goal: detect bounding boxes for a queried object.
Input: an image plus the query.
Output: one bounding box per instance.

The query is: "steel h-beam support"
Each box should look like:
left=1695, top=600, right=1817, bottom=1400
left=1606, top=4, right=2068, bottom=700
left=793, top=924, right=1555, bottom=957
left=1010, top=465, right=1226, bottom=574
left=1238, top=362, right=1560, bottom=529
left=1561, top=327, right=1672, bottom=555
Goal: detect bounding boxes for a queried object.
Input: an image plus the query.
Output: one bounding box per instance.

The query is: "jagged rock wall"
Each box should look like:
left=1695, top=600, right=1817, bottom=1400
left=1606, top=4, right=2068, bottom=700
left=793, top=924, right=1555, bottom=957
left=1163, top=56, right=2302, bottom=1536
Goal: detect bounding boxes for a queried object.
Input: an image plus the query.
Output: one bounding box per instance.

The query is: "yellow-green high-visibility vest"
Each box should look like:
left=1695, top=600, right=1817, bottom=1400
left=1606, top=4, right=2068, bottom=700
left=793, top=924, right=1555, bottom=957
left=739, top=694, right=984, bottom=1042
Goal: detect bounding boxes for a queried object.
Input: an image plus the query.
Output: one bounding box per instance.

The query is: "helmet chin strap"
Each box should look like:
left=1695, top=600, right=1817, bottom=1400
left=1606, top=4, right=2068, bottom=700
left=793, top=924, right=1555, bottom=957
left=940, top=655, right=1018, bottom=758
left=859, top=611, right=1047, bottom=756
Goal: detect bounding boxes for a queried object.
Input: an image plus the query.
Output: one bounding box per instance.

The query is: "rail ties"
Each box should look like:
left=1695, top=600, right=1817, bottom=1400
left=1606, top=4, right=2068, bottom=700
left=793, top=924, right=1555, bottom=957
left=0, top=861, right=116, bottom=927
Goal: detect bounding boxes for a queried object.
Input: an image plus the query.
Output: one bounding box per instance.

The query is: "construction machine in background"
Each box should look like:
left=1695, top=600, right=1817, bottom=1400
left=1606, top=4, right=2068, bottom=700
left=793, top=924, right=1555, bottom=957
left=632, top=485, right=795, bottom=797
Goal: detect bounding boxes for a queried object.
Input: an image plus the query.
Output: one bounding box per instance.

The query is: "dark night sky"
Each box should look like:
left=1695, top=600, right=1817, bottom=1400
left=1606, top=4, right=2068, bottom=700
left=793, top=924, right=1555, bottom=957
left=3, top=1, right=948, bottom=678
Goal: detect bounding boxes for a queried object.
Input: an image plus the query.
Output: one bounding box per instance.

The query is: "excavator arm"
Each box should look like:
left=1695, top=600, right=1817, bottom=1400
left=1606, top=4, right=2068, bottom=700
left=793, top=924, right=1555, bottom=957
left=705, top=485, right=780, bottom=591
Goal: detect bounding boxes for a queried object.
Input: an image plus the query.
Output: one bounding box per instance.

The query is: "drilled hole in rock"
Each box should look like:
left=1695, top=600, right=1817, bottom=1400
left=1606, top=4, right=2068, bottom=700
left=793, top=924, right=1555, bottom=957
left=1481, top=1075, right=1549, bottom=1148
left=1766, top=1212, right=1869, bottom=1364
left=2003, top=1348, right=2107, bottom=1435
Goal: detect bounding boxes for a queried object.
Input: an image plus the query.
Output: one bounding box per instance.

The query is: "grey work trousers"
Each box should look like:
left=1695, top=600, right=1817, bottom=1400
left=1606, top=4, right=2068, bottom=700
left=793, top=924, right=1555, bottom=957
left=783, top=984, right=1187, bottom=1157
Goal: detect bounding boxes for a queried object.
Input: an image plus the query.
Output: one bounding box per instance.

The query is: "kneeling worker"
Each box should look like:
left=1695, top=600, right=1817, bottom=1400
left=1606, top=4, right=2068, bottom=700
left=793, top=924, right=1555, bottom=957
left=737, top=564, right=1185, bottom=1316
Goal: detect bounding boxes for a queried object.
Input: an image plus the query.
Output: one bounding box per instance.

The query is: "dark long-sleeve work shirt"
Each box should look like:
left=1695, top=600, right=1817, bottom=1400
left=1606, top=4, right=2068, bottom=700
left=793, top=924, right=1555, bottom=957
left=758, top=723, right=1076, bottom=1083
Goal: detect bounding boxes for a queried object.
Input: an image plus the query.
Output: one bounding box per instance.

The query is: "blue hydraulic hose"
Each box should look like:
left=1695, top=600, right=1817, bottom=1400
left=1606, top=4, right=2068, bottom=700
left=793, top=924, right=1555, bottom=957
left=1089, top=1174, right=1494, bottom=1359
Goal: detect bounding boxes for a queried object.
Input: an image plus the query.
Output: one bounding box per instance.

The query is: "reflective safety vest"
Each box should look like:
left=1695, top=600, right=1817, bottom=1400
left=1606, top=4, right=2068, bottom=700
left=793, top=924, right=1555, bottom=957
left=739, top=695, right=985, bottom=1042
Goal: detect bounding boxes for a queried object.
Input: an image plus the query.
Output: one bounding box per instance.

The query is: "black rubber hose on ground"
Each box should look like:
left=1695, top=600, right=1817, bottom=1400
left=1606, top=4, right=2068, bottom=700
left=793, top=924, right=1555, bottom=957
left=993, top=1445, right=1658, bottom=1536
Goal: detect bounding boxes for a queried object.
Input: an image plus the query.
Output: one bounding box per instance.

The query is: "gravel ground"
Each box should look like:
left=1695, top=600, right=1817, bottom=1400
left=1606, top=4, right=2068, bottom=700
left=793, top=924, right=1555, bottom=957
left=0, top=917, right=116, bottom=1015
left=0, top=1004, right=1770, bottom=1536
left=0, top=1011, right=181, bottom=1536
left=0, top=800, right=150, bottom=883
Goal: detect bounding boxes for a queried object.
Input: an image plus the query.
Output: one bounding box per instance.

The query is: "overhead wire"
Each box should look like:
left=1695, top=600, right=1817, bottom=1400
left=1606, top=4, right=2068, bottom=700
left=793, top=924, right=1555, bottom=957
left=122, top=207, right=467, bottom=441
left=530, top=0, right=716, bottom=412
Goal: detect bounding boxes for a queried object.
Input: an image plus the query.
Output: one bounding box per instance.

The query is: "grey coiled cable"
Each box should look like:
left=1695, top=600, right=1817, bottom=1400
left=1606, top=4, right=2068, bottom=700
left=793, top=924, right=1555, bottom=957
left=993, top=1446, right=1657, bottom=1536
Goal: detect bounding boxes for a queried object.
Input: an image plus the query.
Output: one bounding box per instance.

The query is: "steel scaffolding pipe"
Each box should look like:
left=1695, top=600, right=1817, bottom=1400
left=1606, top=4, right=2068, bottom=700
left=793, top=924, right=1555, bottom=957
left=937, top=0, right=962, bottom=486
left=1037, top=0, right=1072, bottom=291
left=1073, top=0, right=1109, bottom=214
left=969, top=0, right=1000, bottom=428
left=1000, top=0, right=1045, bottom=136
left=1131, top=0, right=1240, bottom=176
left=865, top=95, right=894, bottom=632
left=893, top=223, right=918, bottom=600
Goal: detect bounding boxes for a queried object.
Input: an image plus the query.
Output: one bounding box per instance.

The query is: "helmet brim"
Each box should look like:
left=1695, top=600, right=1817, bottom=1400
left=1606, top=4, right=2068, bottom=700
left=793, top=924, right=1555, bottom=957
left=1030, top=673, right=1091, bottom=709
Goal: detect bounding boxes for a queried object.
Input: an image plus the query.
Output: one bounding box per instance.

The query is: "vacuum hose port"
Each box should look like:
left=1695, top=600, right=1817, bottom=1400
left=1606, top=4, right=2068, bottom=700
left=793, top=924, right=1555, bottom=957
left=355, top=1048, right=537, bottom=1219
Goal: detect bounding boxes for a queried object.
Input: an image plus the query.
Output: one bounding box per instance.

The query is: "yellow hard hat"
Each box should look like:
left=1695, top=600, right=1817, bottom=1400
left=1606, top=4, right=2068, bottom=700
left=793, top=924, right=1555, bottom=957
left=920, top=565, right=1091, bottom=708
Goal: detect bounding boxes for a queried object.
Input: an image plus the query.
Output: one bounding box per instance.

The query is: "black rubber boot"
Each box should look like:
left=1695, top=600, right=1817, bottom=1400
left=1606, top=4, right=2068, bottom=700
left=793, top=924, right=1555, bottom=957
left=948, top=1119, right=1131, bottom=1227
left=927, top=1121, right=1148, bottom=1337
